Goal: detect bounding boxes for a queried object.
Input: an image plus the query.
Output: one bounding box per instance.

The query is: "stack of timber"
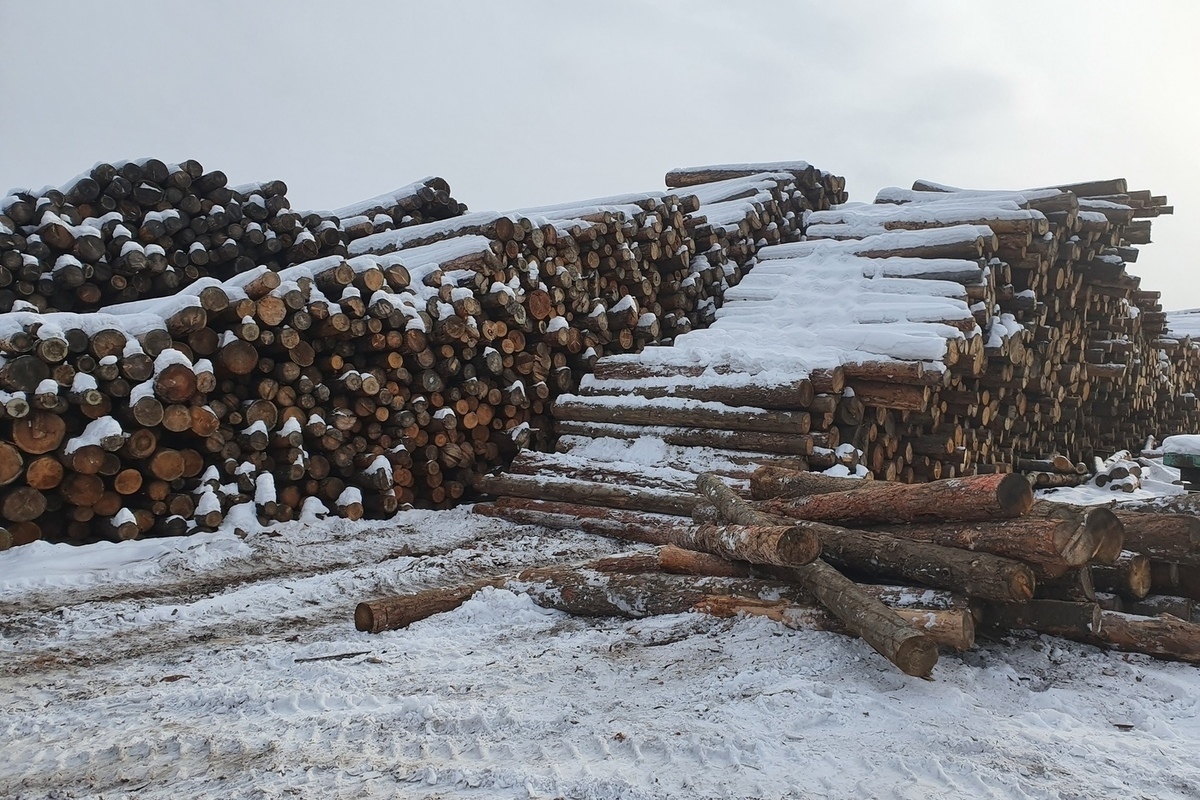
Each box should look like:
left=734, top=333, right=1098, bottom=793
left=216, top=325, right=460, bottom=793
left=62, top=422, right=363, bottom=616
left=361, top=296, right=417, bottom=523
left=557, top=172, right=1191, bottom=485
left=0, top=161, right=465, bottom=313
left=451, top=463, right=1200, bottom=674
left=0, top=158, right=849, bottom=548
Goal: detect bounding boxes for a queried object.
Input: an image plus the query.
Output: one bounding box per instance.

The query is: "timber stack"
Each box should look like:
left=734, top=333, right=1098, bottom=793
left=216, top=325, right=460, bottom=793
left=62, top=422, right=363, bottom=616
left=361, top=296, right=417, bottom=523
left=442, top=464, right=1200, bottom=675
left=0, top=158, right=844, bottom=547
left=552, top=169, right=1196, bottom=484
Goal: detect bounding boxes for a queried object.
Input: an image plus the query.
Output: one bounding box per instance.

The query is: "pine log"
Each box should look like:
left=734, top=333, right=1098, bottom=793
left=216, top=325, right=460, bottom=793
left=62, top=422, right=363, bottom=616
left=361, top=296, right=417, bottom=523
left=759, top=473, right=1033, bottom=525
left=1034, top=567, right=1095, bottom=603
left=475, top=497, right=818, bottom=568
left=866, top=508, right=1102, bottom=570
left=553, top=394, right=811, bottom=434
left=1125, top=595, right=1194, bottom=620
left=1110, top=510, right=1200, bottom=563
left=555, top=419, right=814, bottom=456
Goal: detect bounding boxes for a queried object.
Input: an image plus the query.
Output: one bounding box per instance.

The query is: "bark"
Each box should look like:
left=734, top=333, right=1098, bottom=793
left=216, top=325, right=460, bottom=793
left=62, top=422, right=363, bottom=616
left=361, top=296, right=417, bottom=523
left=474, top=472, right=697, bottom=517
left=553, top=395, right=812, bottom=435
left=758, top=473, right=1033, bottom=524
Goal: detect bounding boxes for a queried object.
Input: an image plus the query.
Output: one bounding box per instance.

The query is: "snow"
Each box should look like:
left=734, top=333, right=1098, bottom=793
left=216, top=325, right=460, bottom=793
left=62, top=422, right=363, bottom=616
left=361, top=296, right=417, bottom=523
left=3, top=508, right=1200, bottom=799
left=1164, top=435, right=1200, bottom=456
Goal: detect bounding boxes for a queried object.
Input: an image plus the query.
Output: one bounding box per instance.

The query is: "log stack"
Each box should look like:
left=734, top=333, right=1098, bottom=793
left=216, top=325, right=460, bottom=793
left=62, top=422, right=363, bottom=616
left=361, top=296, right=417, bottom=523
left=559, top=171, right=1193, bottom=485
left=0, top=161, right=465, bottom=313
left=0, top=158, right=851, bottom=547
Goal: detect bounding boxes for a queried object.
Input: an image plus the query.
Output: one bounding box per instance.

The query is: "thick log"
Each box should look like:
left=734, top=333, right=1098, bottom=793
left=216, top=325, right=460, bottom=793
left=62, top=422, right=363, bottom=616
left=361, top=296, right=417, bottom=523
left=1111, top=510, right=1200, bottom=563
left=759, top=473, right=1033, bottom=525
left=355, top=577, right=504, bottom=632
left=694, top=473, right=937, bottom=676
left=1125, top=595, right=1194, bottom=620
left=1034, top=567, right=1095, bottom=603
left=864, top=508, right=1103, bottom=570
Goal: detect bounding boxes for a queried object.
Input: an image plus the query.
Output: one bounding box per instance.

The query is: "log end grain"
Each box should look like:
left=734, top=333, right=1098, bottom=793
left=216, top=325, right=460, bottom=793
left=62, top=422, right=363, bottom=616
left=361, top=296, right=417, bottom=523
left=998, top=473, right=1035, bottom=517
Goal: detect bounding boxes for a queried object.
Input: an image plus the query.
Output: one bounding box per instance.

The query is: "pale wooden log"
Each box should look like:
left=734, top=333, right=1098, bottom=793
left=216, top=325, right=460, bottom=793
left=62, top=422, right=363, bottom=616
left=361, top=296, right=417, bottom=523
left=553, top=394, right=811, bottom=435
left=555, top=420, right=814, bottom=456
left=473, top=472, right=697, bottom=517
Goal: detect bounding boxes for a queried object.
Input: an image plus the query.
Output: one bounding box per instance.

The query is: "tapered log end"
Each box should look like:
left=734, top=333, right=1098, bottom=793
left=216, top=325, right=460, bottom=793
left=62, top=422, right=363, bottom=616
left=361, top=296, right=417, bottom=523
left=894, top=635, right=939, bottom=679
left=998, top=473, right=1034, bottom=517
left=354, top=602, right=379, bottom=633
left=778, top=527, right=822, bottom=567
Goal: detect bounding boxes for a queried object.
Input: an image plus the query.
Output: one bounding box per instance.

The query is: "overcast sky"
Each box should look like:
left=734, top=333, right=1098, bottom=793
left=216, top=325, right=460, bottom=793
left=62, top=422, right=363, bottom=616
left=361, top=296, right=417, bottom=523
left=2, top=1, right=1198, bottom=308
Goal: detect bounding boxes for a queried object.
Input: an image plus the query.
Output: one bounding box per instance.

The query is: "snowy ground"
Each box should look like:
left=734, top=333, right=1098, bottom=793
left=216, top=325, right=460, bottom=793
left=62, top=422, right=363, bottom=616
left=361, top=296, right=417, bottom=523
left=3, top=508, right=1200, bottom=799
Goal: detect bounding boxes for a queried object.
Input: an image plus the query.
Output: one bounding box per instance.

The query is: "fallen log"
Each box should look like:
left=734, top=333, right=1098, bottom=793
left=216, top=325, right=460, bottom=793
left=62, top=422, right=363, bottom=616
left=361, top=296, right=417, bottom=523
left=474, top=497, right=820, bottom=568
left=758, top=473, right=1033, bottom=525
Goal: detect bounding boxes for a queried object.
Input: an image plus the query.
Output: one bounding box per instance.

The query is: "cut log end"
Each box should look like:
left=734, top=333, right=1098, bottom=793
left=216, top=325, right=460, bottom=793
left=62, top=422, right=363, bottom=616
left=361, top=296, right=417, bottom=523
left=893, top=635, right=940, bottom=679
left=999, top=473, right=1035, bottom=516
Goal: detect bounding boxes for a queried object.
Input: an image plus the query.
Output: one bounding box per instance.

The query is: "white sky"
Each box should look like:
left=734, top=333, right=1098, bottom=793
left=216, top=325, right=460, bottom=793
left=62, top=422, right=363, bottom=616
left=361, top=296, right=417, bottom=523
left=2, top=1, right=1198, bottom=308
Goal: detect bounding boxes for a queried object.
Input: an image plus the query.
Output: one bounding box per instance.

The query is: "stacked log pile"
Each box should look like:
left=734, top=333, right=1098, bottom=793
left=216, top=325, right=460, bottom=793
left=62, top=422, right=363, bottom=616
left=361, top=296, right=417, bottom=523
left=367, top=463, right=1200, bottom=673
left=0, top=159, right=849, bottom=547
left=559, top=172, right=1195, bottom=484
left=0, top=161, right=464, bottom=313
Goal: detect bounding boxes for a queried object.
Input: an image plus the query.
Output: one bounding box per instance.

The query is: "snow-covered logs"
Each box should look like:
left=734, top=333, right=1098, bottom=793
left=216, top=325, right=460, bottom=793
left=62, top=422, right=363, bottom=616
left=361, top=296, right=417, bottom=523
left=0, top=161, right=464, bottom=313
left=565, top=171, right=1190, bottom=487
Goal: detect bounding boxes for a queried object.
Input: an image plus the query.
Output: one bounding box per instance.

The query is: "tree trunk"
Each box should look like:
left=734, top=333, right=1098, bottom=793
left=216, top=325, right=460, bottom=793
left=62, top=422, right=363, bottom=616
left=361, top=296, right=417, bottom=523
left=758, top=473, right=1033, bottom=524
